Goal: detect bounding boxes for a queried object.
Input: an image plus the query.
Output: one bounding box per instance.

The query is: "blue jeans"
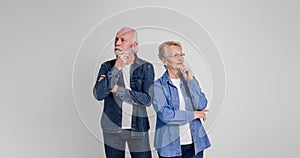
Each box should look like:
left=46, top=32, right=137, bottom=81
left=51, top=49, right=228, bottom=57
left=158, top=144, right=203, bottom=158
left=103, top=129, right=152, bottom=158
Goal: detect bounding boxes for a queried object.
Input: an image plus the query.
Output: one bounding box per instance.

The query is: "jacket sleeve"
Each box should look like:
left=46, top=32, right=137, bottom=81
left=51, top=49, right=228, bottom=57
left=93, top=62, right=122, bottom=101
left=152, top=81, right=195, bottom=125
left=114, top=63, right=154, bottom=107
left=186, top=77, right=208, bottom=110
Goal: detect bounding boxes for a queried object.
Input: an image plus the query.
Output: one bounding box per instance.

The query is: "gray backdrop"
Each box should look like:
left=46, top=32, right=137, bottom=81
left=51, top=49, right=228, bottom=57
left=1, top=0, right=299, bottom=158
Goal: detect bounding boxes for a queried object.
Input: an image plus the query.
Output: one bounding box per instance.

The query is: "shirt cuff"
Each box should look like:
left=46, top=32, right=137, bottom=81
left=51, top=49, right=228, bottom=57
left=111, top=66, right=122, bottom=77
left=108, top=66, right=122, bottom=90
left=186, top=111, right=194, bottom=121
left=115, top=86, right=126, bottom=100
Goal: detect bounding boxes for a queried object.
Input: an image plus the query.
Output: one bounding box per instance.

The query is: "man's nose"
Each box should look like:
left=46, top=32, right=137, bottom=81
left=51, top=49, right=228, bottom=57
left=115, top=39, right=121, bottom=46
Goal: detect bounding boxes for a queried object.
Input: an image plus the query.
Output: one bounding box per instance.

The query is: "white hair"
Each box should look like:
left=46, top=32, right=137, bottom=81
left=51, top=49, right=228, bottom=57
left=158, top=41, right=182, bottom=59
left=117, top=27, right=139, bottom=53
left=119, top=27, right=138, bottom=44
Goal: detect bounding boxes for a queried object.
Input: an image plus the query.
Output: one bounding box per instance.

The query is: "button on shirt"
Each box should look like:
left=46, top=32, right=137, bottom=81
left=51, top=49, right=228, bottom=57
left=93, top=55, right=154, bottom=137
left=153, top=72, right=211, bottom=157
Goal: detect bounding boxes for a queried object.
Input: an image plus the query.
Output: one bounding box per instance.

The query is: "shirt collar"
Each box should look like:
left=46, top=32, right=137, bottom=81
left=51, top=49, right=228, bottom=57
left=161, top=71, right=173, bottom=85
left=161, top=71, right=186, bottom=86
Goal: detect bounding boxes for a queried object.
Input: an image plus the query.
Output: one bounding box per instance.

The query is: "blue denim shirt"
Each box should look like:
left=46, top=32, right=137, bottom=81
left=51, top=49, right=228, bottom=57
left=93, top=55, right=154, bottom=137
left=153, top=72, right=211, bottom=157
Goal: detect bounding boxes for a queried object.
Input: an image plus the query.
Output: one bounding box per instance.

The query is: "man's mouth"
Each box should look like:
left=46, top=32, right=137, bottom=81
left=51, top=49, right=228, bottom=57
left=114, top=46, right=124, bottom=51
left=114, top=48, right=122, bottom=52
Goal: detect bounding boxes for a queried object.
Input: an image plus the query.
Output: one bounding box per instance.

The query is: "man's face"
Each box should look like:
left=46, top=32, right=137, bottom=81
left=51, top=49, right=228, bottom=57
left=114, top=29, right=134, bottom=55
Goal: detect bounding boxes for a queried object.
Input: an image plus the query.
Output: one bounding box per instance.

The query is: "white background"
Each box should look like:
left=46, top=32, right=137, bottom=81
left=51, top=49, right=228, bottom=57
left=1, top=0, right=299, bottom=157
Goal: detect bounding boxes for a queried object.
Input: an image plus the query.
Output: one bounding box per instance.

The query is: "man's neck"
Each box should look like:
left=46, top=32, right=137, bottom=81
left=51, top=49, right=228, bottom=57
left=127, top=53, right=135, bottom=65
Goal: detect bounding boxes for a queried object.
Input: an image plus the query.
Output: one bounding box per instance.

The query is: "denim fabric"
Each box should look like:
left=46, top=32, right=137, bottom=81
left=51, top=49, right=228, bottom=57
left=153, top=72, right=211, bottom=157
left=158, top=144, right=203, bottom=158
left=103, top=130, right=152, bottom=158
left=93, top=54, right=154, bottom=136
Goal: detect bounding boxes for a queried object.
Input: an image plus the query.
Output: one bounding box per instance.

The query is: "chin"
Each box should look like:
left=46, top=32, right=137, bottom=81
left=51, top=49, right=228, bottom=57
left=114, top=51, right=122, bottom=55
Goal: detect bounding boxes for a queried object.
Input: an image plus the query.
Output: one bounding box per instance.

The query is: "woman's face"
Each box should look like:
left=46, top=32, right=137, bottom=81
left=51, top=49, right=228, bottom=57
left=163, top=45, right=185, bottom=72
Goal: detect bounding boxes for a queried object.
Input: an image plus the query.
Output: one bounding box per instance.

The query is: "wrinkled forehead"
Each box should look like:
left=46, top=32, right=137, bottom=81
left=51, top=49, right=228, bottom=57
left=116, top=29, right=134, bottom=38
left=167, top=45, right=182, bottom=53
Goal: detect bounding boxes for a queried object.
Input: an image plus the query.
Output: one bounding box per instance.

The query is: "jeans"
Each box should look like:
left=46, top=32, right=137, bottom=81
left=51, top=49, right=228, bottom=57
left=103, top=129, right=152, bottom=158
left=158, top=144, right=203, bottom=158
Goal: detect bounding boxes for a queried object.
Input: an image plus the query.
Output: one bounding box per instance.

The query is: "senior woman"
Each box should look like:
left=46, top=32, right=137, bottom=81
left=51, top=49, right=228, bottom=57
left=153, top=41, right=211, bottom=158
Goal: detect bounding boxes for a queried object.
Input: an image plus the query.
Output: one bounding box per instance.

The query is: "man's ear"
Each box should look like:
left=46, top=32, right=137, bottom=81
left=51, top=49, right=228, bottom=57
left=132, top=42, right=138, bottom=52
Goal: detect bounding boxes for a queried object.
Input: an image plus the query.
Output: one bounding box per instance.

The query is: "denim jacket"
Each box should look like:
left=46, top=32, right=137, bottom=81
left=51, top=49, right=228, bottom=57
left=153, top=72, right=211, bottom=157
left=93, top=54, right=154, bottom=137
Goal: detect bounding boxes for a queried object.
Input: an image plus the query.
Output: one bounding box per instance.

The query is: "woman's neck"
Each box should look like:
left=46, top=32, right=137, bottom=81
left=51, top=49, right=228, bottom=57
left=167, top=69, right=180, bottom=79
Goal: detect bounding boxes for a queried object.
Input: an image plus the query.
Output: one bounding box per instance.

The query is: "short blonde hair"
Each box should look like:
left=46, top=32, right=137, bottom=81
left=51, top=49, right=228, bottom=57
left=158, top=41, right=182, bottom=60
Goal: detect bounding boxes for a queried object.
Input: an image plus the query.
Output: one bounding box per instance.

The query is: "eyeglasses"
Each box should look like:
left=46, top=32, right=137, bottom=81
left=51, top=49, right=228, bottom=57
left=165, top=53, right=186, bottom=58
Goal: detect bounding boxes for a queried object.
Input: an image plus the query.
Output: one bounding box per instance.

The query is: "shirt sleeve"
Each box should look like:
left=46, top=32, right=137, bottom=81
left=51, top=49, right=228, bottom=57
left=186, top=77, right=208, bottom=110
left=93, top=62, right=122, bottom=101
left=152, top=81, right=195, bottom=125
left=114, top=63, right=155, bottom=107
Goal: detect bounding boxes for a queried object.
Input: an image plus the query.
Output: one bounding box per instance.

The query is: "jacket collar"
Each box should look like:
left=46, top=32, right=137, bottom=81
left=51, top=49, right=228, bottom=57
left=161, top=71, right=174, bottom=86
left=161, top=71, right=187, bottom=86
left=132, top=54, right=142, bottom=66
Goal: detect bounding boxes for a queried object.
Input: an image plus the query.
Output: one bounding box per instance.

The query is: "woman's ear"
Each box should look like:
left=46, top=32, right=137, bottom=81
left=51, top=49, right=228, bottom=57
left=162, top=59, right=168, bottom=67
